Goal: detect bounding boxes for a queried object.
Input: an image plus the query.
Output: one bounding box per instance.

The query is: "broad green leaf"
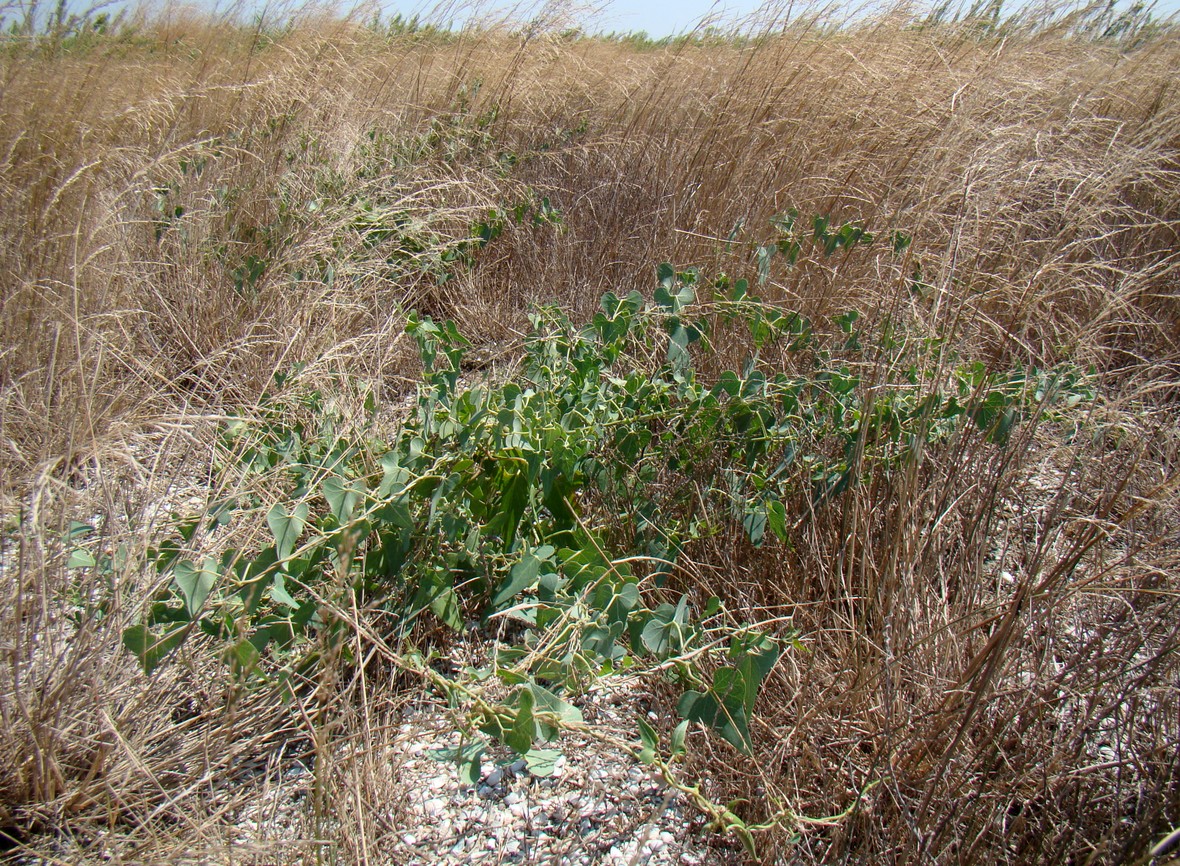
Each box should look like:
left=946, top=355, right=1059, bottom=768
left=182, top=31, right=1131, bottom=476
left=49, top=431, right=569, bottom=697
left=615, top=428, right=652, bottom=463
left=637, top=716, right=658, bottom=765
left=225, top=638, right=261, bottom=676
left=67, top=548, right=96, bottom=569
left=322, top=476, right=362, bottom=523
left=678, top=684, right=752, bottom=754
left=678, top=635, right=780, bottom=754
left=581, top=622, right=624, bottom=661
left=429, top=584, right=464, bottom=631
left=408, top=437, right=427, bottom=462
left=640, top=609, right=669, bottom=656
left=506, top=688, right=535, bottom=754
left=769, top=209, right=798, bottom=234
left=812, top=214, right=829, bottom=241
left=656, top=261, right=676, bottom=289
left=122, top=623, right=188, bottom=675
left=640, top=601, right=688, bottom=657
left=713, top=371, right=741, bottom=399
left=269, top=574, right=299, bottom=609
left=200, top=496, right=236, bottom=531
left=988, top=406, right=1020, bottom=446
left=491, top=545, right=554, bottom=609
left=148, top=602, right=190, bottom=625
left=460, top=752, right=483, bottom=785
left=600, top=291, right=622, bottom=317
left=528, top=682, right=583, bottom=732
left=732, top=635, right=781, bottom=694
left=736, top=824, right=758, bottom=858
left=173, top=556, right=218, bottom=617
left=267, top=502, right=309, bottom=561
left=667, top=321, right=691, bottom=370
left=714, top=664, right=753, bottom=707
left=488, top=468, right=529, bottom=551
left=654, top=284, right=674, bottom=310
left=606, top=580, right=640, bottom=625
left=478, top=710, right=508, bottom=744
left=741, top=369, right=767, bottom=399
left=427, top=741, right=485, bottom=786
left=237, top=546, right=279, bottom=614
left=766, top=500, right=788, bottom=542
left=756, top=244, right=775, bottom=285
left=524, top=748, right=561, bottom=777
left=378, top=453, right=411, bottom=497
left=176, top=517, right=200, bottom=542
left=671, top=720, right=689, bottom=758
left=834, top=310, right=859, bottom=333
left=67, top=521, right=95, bottom=541
left=743, top=505, right=767, bottom=547
left=654, top=273, right=695, bottom=313
left=779, top=238, right=802, bottom=264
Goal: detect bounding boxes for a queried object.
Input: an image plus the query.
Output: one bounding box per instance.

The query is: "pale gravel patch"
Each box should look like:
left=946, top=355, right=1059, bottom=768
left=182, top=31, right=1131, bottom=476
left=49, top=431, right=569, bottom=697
left=228, top=692, right=738, bottom=866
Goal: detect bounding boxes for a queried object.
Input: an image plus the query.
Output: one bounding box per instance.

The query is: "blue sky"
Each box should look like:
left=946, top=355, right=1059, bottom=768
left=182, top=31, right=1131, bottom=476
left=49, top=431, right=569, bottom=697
left=372, top=0, right=1180, bottom=36
left=32, top=0, right=1180, bottom=37
left=578, top=1, right=741, bottom=35
left=533, top=0, right=770, bottom=36
left=364, top=0, right=773, bottom=36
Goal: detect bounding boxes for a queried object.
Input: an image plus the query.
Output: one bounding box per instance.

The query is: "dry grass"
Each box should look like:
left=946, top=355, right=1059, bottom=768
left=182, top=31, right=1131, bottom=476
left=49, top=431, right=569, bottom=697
left=0, top=1, right=1178, bottom=862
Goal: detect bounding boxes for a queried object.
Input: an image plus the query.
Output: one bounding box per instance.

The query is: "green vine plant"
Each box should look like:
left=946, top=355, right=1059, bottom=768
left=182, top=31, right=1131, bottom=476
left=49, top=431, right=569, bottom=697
left=67, top=214, right=1095, bottom=855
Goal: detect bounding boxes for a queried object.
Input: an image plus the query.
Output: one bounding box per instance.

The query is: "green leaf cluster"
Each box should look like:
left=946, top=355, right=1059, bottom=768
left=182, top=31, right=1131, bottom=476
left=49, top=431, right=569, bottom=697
left=94, top=217, right=1095, bottom=851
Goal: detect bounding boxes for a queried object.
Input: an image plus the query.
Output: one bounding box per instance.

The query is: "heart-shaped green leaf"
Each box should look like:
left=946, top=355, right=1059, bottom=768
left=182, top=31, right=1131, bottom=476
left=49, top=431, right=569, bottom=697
left=123, top=623, right=188, bottom=675
left=506, top=687, right=535, bottom=754
left=173, top=556, right=218, bottom=616
left=267, top=502, right=308, bottom=561
left=322, top=476, right=362, bottom=523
